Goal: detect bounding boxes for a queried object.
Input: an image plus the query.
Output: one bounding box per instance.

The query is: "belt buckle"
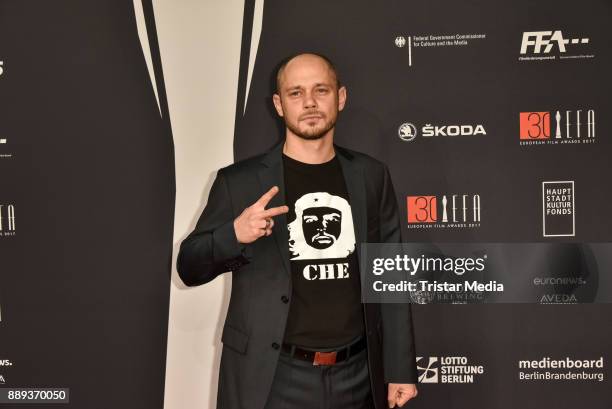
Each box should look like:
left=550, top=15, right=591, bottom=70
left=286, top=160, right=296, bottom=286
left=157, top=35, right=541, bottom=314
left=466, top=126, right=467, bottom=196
left=313, top=351, right=337, bottom=366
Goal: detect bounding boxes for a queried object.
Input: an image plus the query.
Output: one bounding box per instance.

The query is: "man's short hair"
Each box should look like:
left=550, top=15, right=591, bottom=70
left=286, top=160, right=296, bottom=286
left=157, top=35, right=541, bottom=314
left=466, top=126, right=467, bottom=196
left=275, top=52, right=341, bottom=93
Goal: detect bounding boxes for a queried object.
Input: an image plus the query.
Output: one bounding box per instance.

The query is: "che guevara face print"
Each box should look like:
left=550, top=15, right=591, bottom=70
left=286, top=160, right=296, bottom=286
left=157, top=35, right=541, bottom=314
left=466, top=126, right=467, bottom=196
left=288, top=192, right=355, bottom=260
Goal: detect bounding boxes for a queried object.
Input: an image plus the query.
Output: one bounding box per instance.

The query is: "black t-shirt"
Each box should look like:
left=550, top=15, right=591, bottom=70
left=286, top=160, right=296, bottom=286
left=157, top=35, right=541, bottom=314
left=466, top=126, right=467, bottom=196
left=281, top=152, right=364, bottom=348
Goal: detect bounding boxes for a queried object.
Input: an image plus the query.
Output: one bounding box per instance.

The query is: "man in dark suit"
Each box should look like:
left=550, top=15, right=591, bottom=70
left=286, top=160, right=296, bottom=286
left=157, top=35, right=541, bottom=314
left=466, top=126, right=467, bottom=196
left=177, top=52, right=418, bottom=409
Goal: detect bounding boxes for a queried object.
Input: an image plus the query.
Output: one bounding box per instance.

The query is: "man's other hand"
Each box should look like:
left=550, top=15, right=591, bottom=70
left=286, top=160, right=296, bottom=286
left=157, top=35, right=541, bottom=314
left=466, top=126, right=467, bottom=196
left=387, top=383, right=417, bottom=408
left=234, top=186, right=289, bottom=243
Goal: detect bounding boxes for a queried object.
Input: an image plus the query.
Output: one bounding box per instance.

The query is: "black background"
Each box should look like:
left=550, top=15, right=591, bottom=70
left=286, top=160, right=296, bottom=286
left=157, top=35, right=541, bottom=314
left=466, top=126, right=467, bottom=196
left=0, top=2, right=174, bottom=408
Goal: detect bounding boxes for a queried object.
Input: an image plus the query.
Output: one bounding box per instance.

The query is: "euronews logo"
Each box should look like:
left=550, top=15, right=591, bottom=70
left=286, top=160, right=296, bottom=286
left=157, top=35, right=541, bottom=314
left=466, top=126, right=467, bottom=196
left=0, top=360, right=13, bottom=367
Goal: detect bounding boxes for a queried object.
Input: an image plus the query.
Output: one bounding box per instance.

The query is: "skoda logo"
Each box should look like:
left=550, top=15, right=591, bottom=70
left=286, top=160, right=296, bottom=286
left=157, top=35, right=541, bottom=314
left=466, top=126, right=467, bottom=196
left=398, top=123, right=417, bottom=141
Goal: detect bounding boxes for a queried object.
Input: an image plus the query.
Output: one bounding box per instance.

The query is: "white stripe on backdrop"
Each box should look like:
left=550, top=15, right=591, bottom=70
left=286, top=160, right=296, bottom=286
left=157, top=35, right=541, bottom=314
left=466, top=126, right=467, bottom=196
left=139, top=1, right=246, bottom=408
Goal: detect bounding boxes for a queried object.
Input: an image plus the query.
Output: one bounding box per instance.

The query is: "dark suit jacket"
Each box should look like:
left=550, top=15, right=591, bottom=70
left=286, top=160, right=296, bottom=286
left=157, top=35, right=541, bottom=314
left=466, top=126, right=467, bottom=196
left=177, top=141, right=418, bottom=409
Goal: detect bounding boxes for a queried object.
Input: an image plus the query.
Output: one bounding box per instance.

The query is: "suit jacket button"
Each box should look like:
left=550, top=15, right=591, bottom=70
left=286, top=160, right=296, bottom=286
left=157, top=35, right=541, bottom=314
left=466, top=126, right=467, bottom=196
left=281, top=295, right=289, bottom=303
left=271, top=342, right=280, bottom=350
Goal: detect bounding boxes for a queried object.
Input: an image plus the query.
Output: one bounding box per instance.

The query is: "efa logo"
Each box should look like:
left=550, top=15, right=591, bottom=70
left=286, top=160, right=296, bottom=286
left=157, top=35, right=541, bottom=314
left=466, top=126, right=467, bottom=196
left=520, top=31, right=589, bottom=54
left=407, top=195, right=481, bottom=224
left=407, top=196, right=437, bottom=223
left=520, top=112, right=550, bottom=140
left=520, top=110, right=595, bottom=140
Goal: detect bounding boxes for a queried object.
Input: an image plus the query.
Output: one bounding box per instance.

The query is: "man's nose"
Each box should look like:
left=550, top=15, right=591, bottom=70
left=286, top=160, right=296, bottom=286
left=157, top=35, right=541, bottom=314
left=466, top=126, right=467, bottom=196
left=303, top=91, right=316, bottom=109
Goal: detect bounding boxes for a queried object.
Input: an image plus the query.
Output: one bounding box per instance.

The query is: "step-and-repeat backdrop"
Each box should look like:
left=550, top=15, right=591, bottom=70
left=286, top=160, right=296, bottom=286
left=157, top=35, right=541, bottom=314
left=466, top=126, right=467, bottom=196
left=234, top=0, right=611, bottom=407
left=0, top=0, right=610, bottom=408
left=0, top=2, right=173, bottom=408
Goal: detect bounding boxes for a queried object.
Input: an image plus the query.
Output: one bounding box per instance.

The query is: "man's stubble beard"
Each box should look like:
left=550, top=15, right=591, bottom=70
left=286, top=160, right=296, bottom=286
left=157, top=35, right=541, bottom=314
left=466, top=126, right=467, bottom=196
left=285, top=113, right=337, bottom=141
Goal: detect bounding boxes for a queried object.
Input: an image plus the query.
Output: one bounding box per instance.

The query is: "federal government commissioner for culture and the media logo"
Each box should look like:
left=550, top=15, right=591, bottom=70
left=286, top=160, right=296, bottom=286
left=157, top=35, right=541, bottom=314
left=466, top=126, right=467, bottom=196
left=394, top=33, right=486, bottom=67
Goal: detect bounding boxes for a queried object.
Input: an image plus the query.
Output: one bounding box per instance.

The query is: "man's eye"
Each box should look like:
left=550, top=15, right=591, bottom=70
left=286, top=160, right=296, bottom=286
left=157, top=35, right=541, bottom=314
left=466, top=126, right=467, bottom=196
left=317, top=88, right=328, bottom=94
left=289, top=91, right=300, bottom=96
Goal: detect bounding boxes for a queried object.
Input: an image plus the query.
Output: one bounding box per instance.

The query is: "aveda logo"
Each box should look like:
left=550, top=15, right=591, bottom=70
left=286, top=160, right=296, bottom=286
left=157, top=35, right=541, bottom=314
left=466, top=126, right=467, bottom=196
left=540, top=294, right=578, bottom=304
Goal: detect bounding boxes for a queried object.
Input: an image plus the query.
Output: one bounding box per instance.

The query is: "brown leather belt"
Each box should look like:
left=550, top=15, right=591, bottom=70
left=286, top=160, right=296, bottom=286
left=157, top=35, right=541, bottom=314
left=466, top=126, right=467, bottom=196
left=281, top=336, right=367, bottom=366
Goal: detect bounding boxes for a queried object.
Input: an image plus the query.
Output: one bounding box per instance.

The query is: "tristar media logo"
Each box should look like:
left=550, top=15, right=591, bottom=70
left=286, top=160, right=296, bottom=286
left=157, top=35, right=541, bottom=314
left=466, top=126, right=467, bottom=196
left=398, top=122, right=486, bottom=142
left=519, top=31, right=594, bottom=61
left=542, top=181, right=575, bottom=237
left=519, top=109, right=595, bottom=145
left=407, top=194, right=481, bottom=229
left=417, top=356, right=485, bottom=384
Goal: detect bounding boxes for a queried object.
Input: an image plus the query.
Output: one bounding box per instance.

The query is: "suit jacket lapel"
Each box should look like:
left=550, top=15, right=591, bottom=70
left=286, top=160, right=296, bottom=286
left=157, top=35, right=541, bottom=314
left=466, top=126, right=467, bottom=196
left=335, top=144, right=367, bottom=264
left=257, top=141, right=367, bottom=276
left=258, top=142, right=291, bottom=276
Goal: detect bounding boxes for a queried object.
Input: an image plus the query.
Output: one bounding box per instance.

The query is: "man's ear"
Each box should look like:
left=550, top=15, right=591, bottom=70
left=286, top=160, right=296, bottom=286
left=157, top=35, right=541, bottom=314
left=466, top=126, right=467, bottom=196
left=272, top=93, right=284, bottom=117
left=338, top=86, right=347, bottom=111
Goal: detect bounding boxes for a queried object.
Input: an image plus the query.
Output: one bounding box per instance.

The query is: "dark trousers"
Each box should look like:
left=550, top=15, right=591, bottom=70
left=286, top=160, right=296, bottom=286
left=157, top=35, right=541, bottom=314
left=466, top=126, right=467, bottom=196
left=264, top=336, right=375, bottom=409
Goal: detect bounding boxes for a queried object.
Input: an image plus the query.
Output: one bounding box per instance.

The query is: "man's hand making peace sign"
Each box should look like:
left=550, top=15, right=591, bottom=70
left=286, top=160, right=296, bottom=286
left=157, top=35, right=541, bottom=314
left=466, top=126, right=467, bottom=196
left=234, top=186, right=289, bottom=243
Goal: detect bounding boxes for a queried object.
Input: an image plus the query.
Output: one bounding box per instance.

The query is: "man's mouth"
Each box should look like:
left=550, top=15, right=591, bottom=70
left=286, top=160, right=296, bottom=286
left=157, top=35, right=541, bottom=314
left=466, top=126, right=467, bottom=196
left=301, top=114, right=323, bottom=120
